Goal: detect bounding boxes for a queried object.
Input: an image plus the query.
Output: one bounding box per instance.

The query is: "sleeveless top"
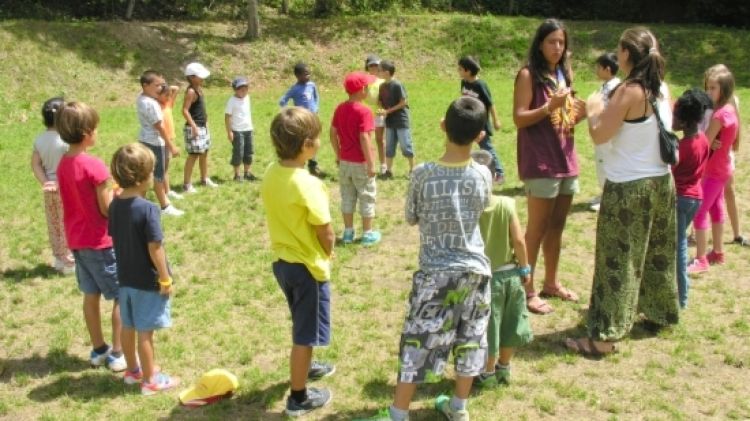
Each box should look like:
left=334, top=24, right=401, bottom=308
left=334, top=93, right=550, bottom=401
left=516, top=67, right=579, bottom=179
left=187, top=88, right=207, bottom=126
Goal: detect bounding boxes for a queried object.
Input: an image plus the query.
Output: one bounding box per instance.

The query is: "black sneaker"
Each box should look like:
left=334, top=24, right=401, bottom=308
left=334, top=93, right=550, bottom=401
left=377, top=170, right=393, bottom=180
left=285, top=387, right=332, bottom=417
left=309, top=167, right=327, bottom=178
left=308, top=360, right=335, bottom=380
left=244, top=173, right=258, bottom=181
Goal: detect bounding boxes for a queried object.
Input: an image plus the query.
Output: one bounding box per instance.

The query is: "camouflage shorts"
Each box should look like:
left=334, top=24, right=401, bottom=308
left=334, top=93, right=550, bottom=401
left=397, top=270, right=491, bottom=384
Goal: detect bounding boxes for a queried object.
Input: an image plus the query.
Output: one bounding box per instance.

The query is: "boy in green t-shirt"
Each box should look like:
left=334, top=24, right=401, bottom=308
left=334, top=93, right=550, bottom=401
left=473, top=150, right=534, bottom=387
left=260, top=107, right=336, bottom=417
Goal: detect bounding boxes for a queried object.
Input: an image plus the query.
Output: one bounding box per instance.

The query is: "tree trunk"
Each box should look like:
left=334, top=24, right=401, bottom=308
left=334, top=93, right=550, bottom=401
left=508, top=0, right=516, bottom=14
left=281, top=0, right=289, bottom=14
left=245, top=0, right=260, bottom=39
left=125, top=0, right=136, bottom=20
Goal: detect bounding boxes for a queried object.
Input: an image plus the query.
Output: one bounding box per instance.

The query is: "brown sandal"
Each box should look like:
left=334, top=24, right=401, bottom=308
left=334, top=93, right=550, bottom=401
left=564, top=337, right=617, bottom=358
left=540, top=285, right=580, bottom=302
left=526, top=292, right=554, bottom=315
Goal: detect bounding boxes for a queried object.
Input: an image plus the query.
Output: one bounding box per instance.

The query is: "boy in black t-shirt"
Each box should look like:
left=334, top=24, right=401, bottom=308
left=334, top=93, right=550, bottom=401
left=458, top=56, right=504, bottom=183
left=109, top=143, right=179, bottom=396
left=377, top=60, right=415, bottom=179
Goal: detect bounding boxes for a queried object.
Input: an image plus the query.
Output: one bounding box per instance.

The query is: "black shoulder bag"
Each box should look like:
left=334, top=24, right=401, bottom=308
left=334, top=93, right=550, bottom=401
left=649, top=97, right=679, bottom=165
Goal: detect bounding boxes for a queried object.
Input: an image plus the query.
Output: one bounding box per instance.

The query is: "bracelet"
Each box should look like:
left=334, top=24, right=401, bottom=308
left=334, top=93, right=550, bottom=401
left=158, top=277, right=172, bottom=287
left=517, top=265, right=531, bottom=277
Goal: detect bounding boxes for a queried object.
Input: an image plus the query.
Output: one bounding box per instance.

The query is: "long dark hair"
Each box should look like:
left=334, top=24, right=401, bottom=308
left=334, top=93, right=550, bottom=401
left=526, top=19, right=571, bottom=88
left=619, top=27, right=665, bottom=99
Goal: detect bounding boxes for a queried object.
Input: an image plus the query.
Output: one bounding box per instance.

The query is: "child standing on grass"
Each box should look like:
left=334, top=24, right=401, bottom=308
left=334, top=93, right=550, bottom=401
left=56, top=101, right=126, bottom=372
left=109, top=143, right=179, bottom=395
left=279, top=62, right=325, bottom=178
left=471, top=149, right=533, bottom=388
left=364, top=97, right=492, bottom=421
left=330, top=72, right=381, bottom=246
left=225, top=76, right=256, bottom=181
left=137, top=70, right=183, bottom=217
left=688, top=65, right=740, bottom=274
left=671, top=89, right=710, bottom=308
left=458, top=56, right=504, bottom=183
left=364, top=54, right=387, bottom=175
left=31, top=97, right=75, bottom=274
left=182, top=62, right=217, bottom=193
left=589, top=52, right=621, bottom=212
left=261, top=107, right=336, bottom=417
left=157, top=81, right=184, bottom=202
left=377, top=60, right=414, bottom=179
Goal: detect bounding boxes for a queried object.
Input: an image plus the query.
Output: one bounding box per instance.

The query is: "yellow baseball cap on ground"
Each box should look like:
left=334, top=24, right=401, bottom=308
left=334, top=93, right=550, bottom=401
left=179, top=369, right=238, bottom=407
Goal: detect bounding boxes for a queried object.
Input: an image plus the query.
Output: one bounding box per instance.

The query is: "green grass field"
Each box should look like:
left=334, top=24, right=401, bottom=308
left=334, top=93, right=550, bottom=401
left=1, top=13, right=749, bottom=420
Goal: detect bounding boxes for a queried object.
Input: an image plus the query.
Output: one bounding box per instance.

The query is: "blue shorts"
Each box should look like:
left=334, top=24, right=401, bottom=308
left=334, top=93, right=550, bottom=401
left=272, top=260, right=330, bottom=347
left=73, top=248, right=119, bottom=300
left=230, top=131, right=253, bottom=166
left=119, top=286, right=172, bottom=331
left=385, top=127, right=415, bottom=158
left=142, top=142, right=168, bottom=182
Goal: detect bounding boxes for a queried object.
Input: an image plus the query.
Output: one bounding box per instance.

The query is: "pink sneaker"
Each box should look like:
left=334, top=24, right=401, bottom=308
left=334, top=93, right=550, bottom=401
left=687, top=256, right=709, bottom=274
left=123, top=368, right=143, bottom=385
left=141, top=372, right=179, bottom=396
left=706, top=250, right=725, bottom=265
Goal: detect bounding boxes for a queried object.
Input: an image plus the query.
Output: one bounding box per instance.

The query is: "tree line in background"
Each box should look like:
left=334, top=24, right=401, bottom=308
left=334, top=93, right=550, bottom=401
left=1, top=0, right=747, bottom=28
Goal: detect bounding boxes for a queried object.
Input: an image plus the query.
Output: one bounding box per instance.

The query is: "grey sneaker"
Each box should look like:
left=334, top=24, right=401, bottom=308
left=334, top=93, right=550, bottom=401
left=435, top=395, right=469, bottom=421
left=285, top=387, right=332, bottom=417
left=308, top=361, right=335, bottom=380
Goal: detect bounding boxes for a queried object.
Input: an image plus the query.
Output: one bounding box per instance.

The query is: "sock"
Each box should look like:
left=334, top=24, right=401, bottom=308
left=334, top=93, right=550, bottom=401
left=450, top=395, right=467, bottom=411
left=290, top=388, right=307, bottom=404
left=344, top=228, right=354, bottom=235
left=110, top=351, right=123, bottom=358
left=496, top=363, right=510, bottom=371
left=93, top=344, right=109, bottom=355
left=388, top=405, right=409, bottom=421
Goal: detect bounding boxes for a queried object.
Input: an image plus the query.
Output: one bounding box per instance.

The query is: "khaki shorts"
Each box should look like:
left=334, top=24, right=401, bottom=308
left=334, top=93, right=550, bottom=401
left=339, top=160, right=376, bottom=217
left=523, top=176, right=579, bottom=199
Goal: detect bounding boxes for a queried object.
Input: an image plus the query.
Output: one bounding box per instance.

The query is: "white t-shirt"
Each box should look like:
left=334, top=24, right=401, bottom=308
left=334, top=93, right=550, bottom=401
left=225, top=95, right=253, bottom=132
left=136, top=94, right=164, bottom=146
left=33, top=130, right=69, bottom=181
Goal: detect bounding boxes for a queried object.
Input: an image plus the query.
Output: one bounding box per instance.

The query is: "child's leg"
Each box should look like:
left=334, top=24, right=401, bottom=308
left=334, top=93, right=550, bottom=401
left=137, top=330, right=156, bottom=381
left=199, top=152, right=208, bottom=181
left=233, top=165, right=241, bottom=177
left=290, top=344, right=313, bottom=392
left=498, top=347, right=515, bottom=366
left=375, top=126, right=385, bottom=170
left=83, top=293, right=106, bottom=348
left=695, top=228, right=709, bottom=258
left=339, top=163, right=357, bottom=231
left=453, top=375, right=473, bottom=399
left=709, top=186, right=727, bottom=254
left=122, top=326, right=138, bottom=371
left=44, top=191, right=73, bottom=264
left=183, top=154, right=198, bottom=186
left=154, top=181, right=169, bottom=208
left=111, top=300, right=123, bottom=352
left=164, top=155, right=171, bottom=195
left=725, top=174, right=741, bottom=238
left=694, top=178, right=724, bottom=258
left=392, top=382, right=418, bottom=411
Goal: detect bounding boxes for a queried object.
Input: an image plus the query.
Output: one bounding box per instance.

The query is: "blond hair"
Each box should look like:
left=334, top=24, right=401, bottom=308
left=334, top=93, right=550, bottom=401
left=704, top=64, right=741, bottom=150
left=56, top=101, right=100, bottom=144
left=269, top=107, right=321, bottom=160
left=110, top=143, right=155, bottom=188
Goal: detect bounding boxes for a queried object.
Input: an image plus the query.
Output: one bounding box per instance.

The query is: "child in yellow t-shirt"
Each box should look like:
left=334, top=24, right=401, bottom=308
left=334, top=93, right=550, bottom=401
left=364, top=54, right=386, bottom=174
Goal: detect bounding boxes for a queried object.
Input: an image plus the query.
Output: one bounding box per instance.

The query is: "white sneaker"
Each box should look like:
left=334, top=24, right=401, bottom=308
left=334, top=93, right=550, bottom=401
left=161, top=204, right=184, bottom=217
left=106, top=353, right=127, bottom=372
left=167, top=190, right=184, bottom=200
left=202, top=178, right=219, bottom=188
left=54, top=258, right=75, bottom=275
left=183, top=184, right=198, bottom=194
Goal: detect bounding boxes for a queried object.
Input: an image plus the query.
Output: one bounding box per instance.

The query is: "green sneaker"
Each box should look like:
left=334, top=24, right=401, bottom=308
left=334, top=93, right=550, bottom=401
left=360, top=230, right=381, bottom=246
left=353, top=407, right=405, bottom=421
left=495, top=365, right=511, bottom=385
left=435, top=395, right=469, bottom=421
left=472, top=372, right=499, bottom=389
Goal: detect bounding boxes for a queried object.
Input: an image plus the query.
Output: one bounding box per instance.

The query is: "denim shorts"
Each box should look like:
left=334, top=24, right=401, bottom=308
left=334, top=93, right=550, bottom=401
left=273, top=260, right=331, bottom=347
left=119, top=286, right=172, bottom=331
left=385, top=127, right=415, bottom=158
left=230, top=130, right=253, bottom=166
left=73, top=248, right=119, bottom=300
left=523, top=176, right=579, bottom=198
left=142, top=142, right=168, bottom=182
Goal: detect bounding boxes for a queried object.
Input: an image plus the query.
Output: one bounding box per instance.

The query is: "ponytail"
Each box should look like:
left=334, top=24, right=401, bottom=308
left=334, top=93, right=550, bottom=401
left=619, top=27, right=665, bottom=100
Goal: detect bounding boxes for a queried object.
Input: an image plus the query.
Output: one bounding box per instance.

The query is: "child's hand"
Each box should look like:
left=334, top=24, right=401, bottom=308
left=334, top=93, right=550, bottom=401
left=190, top=125, right=199, bottom=139
left=169, top=143, right=181, bottom=158
left=367, top=165, right=377, bottom=178
left=42, top=181, right=58, bottom=193
left=493, top=120, right=501, bottom=131
left=549, top=88, right=570, bottom=111
left=521, top=274, right=531, bottom=285
left=377, top=108, right=386, bottom=116
left=572, top=97, right=587, bottom=123
left=160, top=283, right=173, bottom=296
left=228, top=132, right=234, bottom=143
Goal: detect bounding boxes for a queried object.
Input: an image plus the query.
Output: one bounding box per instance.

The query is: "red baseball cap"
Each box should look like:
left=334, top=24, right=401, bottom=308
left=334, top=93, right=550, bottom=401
left=344, top=71, right=376, bottom=95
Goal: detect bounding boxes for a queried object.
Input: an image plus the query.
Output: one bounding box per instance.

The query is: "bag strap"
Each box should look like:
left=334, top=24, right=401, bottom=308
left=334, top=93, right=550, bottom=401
left=648, top=96, right=669, bottom=133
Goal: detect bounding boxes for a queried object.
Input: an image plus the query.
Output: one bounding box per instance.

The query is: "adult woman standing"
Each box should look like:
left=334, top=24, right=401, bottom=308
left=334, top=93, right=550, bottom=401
left=513, top=19, right=586, bottom=314
left=566, top=27, right=679, bottom=356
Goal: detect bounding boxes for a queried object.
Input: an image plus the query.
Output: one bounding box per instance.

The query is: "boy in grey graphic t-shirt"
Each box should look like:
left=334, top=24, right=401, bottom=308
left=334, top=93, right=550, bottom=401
left=373, top=97, right=492, bottom=421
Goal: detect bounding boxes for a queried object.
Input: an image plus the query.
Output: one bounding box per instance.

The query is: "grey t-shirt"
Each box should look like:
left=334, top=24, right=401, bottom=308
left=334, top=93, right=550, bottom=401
left=405, top=160, right=492, bottom=276
left=33, top=130, right=68, bottom=181
left=136, top=94, right=164, bottom=146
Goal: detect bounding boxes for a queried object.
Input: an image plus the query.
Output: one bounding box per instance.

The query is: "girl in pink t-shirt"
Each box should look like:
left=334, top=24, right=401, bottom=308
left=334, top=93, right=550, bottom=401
left=688, top=65, right=739, bottom=273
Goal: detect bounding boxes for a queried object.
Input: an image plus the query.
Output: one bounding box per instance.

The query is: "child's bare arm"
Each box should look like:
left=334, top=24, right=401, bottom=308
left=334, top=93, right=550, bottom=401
left=30, top=151, right=51, bottom=188
left=95, top=179, right=113, bottom=218
left=182, top=88, right=198, bottom=137
left=359, top=131, right=376, bottom=177
left=329, top=127, right=340, bottom=165
left=489, top=105, right=501, bottom=130
left=509, top=212, right=531, bottom=284
left=386, top=98, right=408, bottom=115
left=225, top=114, right=234, bottom=142
left=168, top=85, right=180, bottom=104
left=148, top=241, right=172, bottom=295
left=154, top=120, right=179, bottom=156
left=314, top=223, right=335, bottom=257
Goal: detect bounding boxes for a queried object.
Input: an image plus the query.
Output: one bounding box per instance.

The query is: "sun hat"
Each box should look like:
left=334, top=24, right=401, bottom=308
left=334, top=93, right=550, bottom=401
left=178, top=369, right=238, bottom=407
left=344, top=71, right=377, bottom=95
left=185, top=62, right=210, bottom=79
left=232, top=76, right=249, bottom=89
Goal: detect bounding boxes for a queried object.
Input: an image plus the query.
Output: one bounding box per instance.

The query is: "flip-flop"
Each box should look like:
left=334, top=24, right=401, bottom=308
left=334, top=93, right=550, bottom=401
left=540, top=285, right=580, bottom=302
left=526, top=292, right=554, bottom=315
left=564, top=337, right=617, bottom=359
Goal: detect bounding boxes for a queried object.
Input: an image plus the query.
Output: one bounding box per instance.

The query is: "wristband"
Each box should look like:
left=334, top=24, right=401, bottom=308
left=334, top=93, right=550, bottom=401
left=158, top=277, right=172, bottom=287
left=517, top=265, right=531, bottom=277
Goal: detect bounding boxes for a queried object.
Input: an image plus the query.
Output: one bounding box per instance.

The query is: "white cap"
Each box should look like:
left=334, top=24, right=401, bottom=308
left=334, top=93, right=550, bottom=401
left=185, top=62, right=210, bottom=79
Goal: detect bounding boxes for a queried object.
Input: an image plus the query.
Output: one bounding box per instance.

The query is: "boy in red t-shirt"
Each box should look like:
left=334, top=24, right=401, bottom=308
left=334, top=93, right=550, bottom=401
left=56, top=101, right=125, bottom=371
left=330, top=72, right=381, bottom=246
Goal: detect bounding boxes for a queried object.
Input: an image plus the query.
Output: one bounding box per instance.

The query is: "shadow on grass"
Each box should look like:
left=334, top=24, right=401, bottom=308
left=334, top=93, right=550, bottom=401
left=1, top=264, right=63, bottom=283
left=28, top=370, right=127, bottom=402
left=0, top=349, right=89, bottom=383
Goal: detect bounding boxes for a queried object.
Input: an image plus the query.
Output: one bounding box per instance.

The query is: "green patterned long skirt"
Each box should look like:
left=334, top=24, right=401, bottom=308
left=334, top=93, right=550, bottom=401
left=587, top=173, right=679, bottom=342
